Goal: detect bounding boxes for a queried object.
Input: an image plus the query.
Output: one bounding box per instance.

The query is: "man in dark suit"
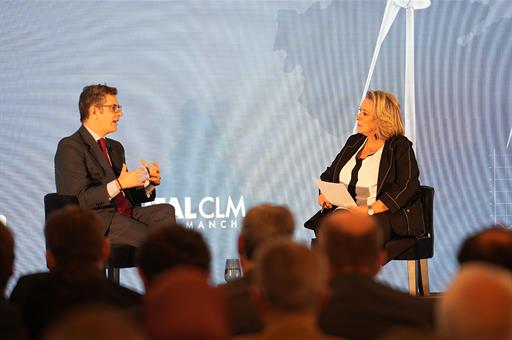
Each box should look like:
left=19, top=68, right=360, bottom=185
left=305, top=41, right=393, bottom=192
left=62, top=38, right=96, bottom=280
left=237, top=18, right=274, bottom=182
left=317, top=210, right=435, bottom=339
left=137, top=223, right=211, bottom=290
left=10, top=207, right=141, bottom=340
left=219, top=204, right=295, bottom=337
left=238, top=240, right=337, bottom=340
left=54, top=84, right=174, bottom=247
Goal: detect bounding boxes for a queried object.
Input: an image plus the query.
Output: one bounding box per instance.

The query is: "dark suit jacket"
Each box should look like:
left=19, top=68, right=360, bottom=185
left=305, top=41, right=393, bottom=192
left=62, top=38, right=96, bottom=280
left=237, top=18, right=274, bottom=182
left=309, top=133, right=425, bottom=237
left=54, top=125, right=155, bottom=235
left=9, top=270, right=141, bottom=340
left=318, top=273, right=435, bottom=339
left=0, top=296, right=28, bottom=340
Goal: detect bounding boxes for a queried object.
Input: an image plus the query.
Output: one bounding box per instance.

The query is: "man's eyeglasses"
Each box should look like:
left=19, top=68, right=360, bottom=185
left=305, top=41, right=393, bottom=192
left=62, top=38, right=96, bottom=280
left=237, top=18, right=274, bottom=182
left=100, top=104, right=122, bottom=113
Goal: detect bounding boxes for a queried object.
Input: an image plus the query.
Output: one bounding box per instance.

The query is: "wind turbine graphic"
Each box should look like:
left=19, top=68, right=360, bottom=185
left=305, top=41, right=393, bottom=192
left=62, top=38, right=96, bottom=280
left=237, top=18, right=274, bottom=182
left=356, top=0, right=431, bottom=146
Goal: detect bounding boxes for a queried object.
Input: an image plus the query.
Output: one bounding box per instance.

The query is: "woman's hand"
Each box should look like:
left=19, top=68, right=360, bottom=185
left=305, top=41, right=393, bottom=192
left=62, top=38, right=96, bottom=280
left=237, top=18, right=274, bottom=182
left=317, top=193, right=332, bottom=209
left=347, top=200, right=389, bottom=215
left=347, top=205, right=368, bottom=214
left=371, top=200, right=389, bottom=214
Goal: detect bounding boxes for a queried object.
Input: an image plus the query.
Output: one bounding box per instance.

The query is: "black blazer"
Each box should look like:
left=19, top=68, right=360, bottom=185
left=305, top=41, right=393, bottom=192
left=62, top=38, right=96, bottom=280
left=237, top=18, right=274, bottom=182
left=54, top=125, right=155, bottom=235
left=9, top=270, right=141, bottom=340
left=0, top=297, right=28, bottom=340
left=307, top=133, right=425, bottom=237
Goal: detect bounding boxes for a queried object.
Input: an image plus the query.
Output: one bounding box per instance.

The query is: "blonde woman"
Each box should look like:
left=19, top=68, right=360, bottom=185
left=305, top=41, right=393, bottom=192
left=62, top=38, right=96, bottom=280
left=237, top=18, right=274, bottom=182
left=307, top=90, right=425, bottom=244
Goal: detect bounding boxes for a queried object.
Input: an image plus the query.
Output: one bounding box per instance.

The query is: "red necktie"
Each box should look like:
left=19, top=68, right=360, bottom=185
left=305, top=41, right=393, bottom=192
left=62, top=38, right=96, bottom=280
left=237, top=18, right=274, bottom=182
left=98, top=138, right=132, bottom=217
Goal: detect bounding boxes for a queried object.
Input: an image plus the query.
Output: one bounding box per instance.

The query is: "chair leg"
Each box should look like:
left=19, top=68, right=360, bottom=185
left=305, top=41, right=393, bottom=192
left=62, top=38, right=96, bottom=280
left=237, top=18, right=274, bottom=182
left=407, top=260, right=417, bottom=296
left=418, top=258, right=430, bottom=296
left=106, top=266, right=121, bottom=284
left=407, top=259, right=430, bottom=296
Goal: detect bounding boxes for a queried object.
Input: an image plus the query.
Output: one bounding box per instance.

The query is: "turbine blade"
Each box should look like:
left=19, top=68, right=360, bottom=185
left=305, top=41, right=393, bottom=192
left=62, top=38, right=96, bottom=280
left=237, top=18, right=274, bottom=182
left=405, top=7, right=416, bottom=147
left=355, top=0, right=400, bottom=133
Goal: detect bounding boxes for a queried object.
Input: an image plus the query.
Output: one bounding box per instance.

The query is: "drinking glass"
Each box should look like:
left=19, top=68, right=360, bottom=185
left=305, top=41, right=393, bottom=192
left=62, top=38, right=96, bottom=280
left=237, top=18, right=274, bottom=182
left=224, top=258, right=242, bottom=282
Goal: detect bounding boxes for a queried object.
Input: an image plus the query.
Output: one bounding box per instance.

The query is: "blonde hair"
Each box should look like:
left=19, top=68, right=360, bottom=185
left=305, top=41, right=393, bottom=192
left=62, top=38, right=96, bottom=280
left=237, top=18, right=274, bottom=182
left=366, top=90, right=404, bottom=140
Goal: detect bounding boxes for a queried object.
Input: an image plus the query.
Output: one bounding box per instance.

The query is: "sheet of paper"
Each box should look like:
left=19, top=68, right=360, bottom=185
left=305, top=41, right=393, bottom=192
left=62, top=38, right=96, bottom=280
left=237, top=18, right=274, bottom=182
left=313, top=177, right=356, bottom=208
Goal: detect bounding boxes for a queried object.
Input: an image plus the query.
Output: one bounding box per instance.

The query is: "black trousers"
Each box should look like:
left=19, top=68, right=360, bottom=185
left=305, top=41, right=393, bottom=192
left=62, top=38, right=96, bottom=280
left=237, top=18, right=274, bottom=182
left=106, top=203, right=175, bottom=247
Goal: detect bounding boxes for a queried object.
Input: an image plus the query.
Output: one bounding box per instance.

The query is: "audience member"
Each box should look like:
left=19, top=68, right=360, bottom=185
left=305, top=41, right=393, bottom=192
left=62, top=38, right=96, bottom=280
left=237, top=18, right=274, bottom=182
left=144, top=267, right=229, bottom=340
left=10, top=207, right=140, bottom=339
left=236, top=239, right=338, bottom=340
left=137, top=223, right=211, bottom=290
left=436, top=263, right=512, bottom=340
left=318, top=211, right=435, bottom=339
left=219, top=204, right=294, bottom=336
left=457, top=226, right=512, bottom=271
left=11, top=202, right=512, bottom=340
left=0, top=221, right=28, bottom=340
left=43, top=304, right=146, bottom=340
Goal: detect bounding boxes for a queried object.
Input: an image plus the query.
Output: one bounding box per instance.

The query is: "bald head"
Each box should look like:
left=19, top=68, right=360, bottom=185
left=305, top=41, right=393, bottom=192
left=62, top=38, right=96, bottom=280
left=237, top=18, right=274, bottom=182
left=437, top=264, right=512, bottom=340
left=319, top=211, right=383, bottom=274
left=144, top=268, right=229, bottom=340
left=458, top=227, right=512, bottom=271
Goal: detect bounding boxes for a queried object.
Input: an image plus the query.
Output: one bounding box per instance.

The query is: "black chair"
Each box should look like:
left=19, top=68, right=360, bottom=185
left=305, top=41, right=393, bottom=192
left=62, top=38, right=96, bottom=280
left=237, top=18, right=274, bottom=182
left=43, top=193, right=136, bottom=283
left=384, top=186, right=435, bottom=296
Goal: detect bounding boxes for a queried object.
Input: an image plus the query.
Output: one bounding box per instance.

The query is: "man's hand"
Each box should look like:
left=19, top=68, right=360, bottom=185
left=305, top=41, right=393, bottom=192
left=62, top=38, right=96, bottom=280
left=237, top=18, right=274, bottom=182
left=117, top=163, right=149, bottom=189
left=141, top=160, right=161, bottom=186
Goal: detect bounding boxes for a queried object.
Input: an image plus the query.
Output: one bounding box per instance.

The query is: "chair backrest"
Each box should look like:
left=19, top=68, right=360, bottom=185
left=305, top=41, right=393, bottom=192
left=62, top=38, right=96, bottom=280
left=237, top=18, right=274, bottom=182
left=44, top=193, right=79, bottom=220
left=420, top=185, right=434, bottom=243
left=385, top=185, right=435, bottom=261
left=414, top=185, right=434, bottom=259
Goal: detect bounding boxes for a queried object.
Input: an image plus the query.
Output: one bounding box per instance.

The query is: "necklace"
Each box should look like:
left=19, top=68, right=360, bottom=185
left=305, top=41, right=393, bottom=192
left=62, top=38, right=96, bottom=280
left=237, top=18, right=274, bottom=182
left=364, top=139, right=384, bottom=153
left=359, top=139, right=383, bottom=159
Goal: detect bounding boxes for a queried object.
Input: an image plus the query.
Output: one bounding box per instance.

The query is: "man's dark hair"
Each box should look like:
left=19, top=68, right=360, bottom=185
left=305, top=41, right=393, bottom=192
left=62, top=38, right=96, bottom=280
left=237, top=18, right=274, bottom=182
left=0, top=221, right=14, bottom=291
left=45, top=206, right=104, bottom=268
left=241, top=204, right=294, bottom=260
left=137, top=224, right=211, bottom=283
left=458, top=227, right=512, bottom=271
left=79, top=84, right=117, bottom=122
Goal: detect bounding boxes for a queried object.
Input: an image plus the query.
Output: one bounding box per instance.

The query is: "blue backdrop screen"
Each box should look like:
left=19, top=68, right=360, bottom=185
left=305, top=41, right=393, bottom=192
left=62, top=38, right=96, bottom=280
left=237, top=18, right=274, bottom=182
left=1, top=0, right=511, bottom=291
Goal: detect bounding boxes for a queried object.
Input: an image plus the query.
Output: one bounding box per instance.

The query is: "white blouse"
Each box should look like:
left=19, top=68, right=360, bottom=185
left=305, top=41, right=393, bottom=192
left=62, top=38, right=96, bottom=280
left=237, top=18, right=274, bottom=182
left=339, top=140, right=383, bottom=206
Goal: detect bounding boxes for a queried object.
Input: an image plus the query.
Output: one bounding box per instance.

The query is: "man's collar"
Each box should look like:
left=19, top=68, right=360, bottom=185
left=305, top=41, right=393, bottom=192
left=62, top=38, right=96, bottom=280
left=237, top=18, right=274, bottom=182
left=83, top=124, right=103, bottom=142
